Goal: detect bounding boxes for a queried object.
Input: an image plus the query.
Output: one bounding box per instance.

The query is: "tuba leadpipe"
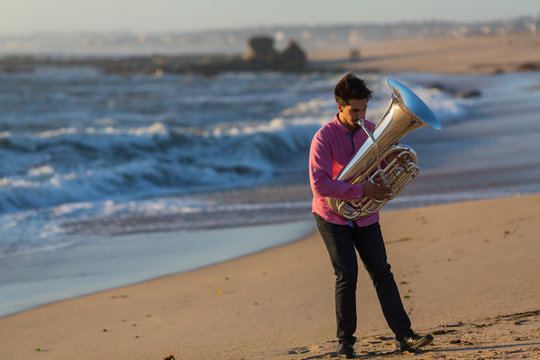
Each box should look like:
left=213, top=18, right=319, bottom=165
left=326, top=78, right=441, bottom=220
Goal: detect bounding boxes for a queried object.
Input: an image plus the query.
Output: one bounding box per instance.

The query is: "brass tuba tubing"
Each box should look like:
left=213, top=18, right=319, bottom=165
left=326, top=78, right=441, bottom=220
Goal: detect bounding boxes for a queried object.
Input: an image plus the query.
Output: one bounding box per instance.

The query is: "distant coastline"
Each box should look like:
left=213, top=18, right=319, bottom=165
left=1, top=32, right=539, bottom=76
left=1, top=16, right=539, bottom=75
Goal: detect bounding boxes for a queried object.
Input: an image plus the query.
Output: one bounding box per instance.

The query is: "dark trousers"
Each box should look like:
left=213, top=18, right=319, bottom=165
left=315, top=214, right=411, bottom=344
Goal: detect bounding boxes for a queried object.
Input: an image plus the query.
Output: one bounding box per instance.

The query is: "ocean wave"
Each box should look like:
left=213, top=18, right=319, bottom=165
left=0, top=70, right=476, bottom=256
left=0, top=79, right=467, bottom=215
left=0, top=115, right=326, bottom=213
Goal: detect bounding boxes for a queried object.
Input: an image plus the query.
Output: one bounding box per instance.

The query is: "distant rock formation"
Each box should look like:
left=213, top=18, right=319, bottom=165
left=243, top=36, right=279, bottom=65
left=278, top=40, right=307, bottom=70
left=428, top=82, right=482, bottom=98
left=517, top=61, right=540, bottom=71
left=349, top=49, right=361, bottom=61
left=0, top=35, right=308, bottom=76
left=243, top=35, right=306, bottom=71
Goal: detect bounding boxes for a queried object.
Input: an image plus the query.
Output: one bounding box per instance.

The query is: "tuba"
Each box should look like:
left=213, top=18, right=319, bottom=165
left=326, top=78, right=441, bottom=220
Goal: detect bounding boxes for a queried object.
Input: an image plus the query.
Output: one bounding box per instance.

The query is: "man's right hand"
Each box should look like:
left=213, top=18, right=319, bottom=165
left=363, top=176, right=393, bottom=200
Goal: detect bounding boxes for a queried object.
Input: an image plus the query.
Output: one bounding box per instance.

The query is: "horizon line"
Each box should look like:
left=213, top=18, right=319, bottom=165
left=1, top=13, right=538, bottom=37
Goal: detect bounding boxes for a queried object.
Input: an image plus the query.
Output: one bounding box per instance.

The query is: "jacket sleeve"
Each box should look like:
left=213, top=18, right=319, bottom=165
left=309, top=133, right=364, bottom=200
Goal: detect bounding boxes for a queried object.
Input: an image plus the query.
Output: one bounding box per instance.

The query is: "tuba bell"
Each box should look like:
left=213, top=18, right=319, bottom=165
left=326, top=78, right=441, bottom=220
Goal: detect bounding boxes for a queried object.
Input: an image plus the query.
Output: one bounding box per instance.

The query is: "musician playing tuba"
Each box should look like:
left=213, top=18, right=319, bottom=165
left=308, top=73, right=434, bottom=358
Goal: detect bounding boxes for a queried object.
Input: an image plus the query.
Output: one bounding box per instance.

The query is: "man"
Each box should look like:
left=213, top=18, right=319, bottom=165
left=309, top=73, right=433, bottom=358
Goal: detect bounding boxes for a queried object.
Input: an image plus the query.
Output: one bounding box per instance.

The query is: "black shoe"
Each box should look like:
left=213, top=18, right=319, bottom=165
left=337, top=342, right=355, bottom=358
left=399, top=331, right=433, bottom=352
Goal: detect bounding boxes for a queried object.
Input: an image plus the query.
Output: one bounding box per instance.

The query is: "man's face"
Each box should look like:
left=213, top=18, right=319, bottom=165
left=337, top=98, right=368, bottom=130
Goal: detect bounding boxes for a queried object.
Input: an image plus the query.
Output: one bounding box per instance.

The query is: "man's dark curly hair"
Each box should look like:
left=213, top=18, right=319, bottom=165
left=334, top=73, right=372, bottom=106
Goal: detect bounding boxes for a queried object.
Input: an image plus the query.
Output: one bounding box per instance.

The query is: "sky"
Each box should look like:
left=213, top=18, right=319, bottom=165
left=0, top=0, right=538, bottom=34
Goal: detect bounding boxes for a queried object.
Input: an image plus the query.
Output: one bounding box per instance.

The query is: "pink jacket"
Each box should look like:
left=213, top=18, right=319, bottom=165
left=309, top=114, right=379, bottom=227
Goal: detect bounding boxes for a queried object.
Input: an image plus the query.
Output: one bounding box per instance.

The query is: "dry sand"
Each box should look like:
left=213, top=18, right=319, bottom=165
left=308, top=33, right=540, bottom=74
left=1, top=194, right=539, bottom=360
left=2, top=33, right=540, bottom=360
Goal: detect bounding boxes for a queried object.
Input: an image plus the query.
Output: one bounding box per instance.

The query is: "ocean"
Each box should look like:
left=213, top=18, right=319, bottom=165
left=1, top=68, right=540, bottom=316
left=0, top=69, right=468, bottom=252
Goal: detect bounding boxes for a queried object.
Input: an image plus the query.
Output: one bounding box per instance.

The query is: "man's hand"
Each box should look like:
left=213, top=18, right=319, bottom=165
left=363, top=176, right=393, bottom=200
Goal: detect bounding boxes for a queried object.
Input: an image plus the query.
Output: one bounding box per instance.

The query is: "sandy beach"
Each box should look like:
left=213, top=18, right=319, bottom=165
left=1, top=194, right=539, bottom=359
left=1, top=33, right=540, bottom=360
left=308, top=32, right=540, bottom=74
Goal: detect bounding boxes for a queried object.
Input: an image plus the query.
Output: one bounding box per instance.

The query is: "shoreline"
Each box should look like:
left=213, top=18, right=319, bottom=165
left=4, top=68, right=540, bottom=322
left=1, top=185, right=536, bottom=320
left=0, top=220, right=315, bottom=318
left=1, top=194, right=539, bottom=359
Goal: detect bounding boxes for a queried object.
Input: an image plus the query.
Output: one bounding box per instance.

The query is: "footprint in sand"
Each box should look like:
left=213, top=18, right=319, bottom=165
left=288, top=346, right=310, bottom=354
left=288, top=344, right=327, bottom=356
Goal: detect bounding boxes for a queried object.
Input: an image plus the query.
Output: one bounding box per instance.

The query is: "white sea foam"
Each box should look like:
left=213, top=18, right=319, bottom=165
left=28, top=165, right=55, bottom=177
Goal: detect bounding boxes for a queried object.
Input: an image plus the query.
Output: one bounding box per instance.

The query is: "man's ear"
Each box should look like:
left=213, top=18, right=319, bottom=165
left=337, top=103, right=343, bottom=113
